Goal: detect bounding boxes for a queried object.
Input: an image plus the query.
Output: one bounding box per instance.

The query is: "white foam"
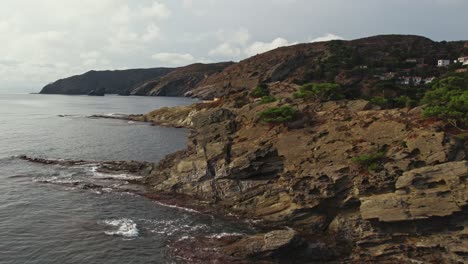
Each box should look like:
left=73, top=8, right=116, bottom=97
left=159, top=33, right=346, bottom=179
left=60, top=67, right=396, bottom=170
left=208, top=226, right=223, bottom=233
left=206, top=232, right=244, bottom=239
left=153, top=201, right=200, bottom=214
left=103, top=218, right=139, bottom=238
left=89, top=166, right=143, bottom=181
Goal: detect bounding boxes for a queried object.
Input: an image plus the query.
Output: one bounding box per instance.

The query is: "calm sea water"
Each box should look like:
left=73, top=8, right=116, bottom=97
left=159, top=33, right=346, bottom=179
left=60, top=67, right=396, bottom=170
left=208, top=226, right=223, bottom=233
left=0, top=94, right=251, bottom=264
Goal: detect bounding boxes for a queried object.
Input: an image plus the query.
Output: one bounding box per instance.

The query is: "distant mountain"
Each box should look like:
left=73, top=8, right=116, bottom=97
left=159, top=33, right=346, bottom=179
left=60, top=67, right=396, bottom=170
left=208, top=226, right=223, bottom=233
left=40, top=35, right=468, bottom=98
left=39, top=63, right=233, bottom=96
left=40, top=68, right=173, bottom=95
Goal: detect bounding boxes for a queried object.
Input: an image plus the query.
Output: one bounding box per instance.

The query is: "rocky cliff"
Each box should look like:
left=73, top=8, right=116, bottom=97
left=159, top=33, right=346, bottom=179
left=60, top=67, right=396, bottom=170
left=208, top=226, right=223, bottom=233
left=135, top=82, right=467, bottom=262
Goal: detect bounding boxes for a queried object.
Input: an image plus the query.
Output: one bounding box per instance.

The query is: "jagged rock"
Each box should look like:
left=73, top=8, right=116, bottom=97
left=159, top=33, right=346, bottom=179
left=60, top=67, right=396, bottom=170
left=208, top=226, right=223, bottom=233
left=221, top=229, right=304, bottom=258
left=360, top=161, right=468, bottom=222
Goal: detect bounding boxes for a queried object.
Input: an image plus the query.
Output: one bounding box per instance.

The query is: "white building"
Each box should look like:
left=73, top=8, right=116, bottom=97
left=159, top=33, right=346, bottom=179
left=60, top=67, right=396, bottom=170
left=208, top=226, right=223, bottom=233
left=423, top=77, right=435, bottom=84
left=398, top=76, right=422, bottom=86
left=437, top=59, right=451, bottom=67
left=458, top=56, right=468, bottom=63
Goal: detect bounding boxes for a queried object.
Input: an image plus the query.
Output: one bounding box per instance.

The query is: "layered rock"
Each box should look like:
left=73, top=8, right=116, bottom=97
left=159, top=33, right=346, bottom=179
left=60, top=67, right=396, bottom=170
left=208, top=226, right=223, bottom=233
left=141, top=89, right=467, bottom=262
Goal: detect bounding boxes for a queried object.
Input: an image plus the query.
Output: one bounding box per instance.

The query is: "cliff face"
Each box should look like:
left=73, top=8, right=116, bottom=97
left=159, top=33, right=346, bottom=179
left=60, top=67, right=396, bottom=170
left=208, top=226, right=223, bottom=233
left=40, top=68, right=173, bottom=95
left=139, top=94, right=467, bottom=262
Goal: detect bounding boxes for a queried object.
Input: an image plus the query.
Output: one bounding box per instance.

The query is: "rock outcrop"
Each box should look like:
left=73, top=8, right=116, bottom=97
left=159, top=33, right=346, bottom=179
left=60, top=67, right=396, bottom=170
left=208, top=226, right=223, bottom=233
left=140, top=88, right=467, bottom=262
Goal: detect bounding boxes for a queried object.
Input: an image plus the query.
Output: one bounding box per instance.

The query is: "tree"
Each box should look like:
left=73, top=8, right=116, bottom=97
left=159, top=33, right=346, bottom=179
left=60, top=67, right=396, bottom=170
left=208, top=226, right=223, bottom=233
left=293, top=83, right=344, bottom=101
left=421, top=74, right=468, bottom=129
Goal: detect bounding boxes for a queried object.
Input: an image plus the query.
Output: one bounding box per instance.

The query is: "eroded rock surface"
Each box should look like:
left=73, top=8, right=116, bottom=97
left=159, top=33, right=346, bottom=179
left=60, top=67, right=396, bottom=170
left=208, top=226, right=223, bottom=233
left=142, top=93, right=467, bottom=263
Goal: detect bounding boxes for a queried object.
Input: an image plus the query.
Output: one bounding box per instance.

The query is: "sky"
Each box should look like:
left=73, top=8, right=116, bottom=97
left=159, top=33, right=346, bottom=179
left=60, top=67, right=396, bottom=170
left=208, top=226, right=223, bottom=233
left=0, top=0, right=467, bottom=92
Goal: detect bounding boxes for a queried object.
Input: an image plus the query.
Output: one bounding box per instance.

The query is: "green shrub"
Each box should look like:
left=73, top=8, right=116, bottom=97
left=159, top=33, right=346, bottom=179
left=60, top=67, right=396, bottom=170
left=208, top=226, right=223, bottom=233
left=260, top=95, right=277, bottom=104
left=250, top=83, right=269, bottom=98
left=293, top=83, right=344, bottom=101
left=370, top=96, right=417, bottom=109
left=259, top=106, right=298, bottom=123
left=352, top=148, right=387, bottom=171
left=369, top=97, right=391, bottom=108
left=421, top=74, right=468, bottom=128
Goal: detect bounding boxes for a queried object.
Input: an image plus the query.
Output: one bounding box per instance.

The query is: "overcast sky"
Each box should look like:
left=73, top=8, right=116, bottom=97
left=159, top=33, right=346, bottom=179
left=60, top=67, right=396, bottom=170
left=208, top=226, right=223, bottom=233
left=0, top=0, right=467, bottom=92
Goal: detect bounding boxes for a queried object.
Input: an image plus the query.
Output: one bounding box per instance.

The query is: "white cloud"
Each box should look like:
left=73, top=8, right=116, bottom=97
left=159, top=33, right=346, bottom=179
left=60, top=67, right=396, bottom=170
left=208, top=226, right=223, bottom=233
left=209, top=43, right=241, bottom=57
left=182, top=0, right=193, bottom=8
left=310, top=33, right=344, bottom=43
left=244, top=37, right=292, bottom=56
left=0, top=0, right=172, bottom=90
left=141, top=2, right=171, bottom=19
left=151, top=52, right=195, bottom=66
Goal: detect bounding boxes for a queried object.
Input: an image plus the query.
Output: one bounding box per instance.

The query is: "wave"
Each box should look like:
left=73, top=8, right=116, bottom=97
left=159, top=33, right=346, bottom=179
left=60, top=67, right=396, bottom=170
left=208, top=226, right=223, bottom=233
left=153, top=201, right=200, bottom=214
left=102, top=218, right=139, bottom=238
left=89, top=166, right=143, bottom=181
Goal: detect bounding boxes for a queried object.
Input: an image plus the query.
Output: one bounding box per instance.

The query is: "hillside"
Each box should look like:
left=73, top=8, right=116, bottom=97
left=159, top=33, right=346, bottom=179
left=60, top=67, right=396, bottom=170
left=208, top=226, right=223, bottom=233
left=130, top=62, right=234, bottom=96
left=130, top=70, right=468, bottom=263
left=40, top=35, right=467, bottom=99
left=191, top=35, right=468, bottom=99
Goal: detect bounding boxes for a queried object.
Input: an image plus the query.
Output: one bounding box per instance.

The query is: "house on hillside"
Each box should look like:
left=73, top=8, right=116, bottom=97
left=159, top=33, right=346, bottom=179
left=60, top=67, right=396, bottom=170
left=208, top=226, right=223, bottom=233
left=457, top=56, right=468, bottom=63
left=437, top=59, right=451, bottom=67
left=374, top=72, right=395, bottom=81
left=423, top=77, right=435, bottom=84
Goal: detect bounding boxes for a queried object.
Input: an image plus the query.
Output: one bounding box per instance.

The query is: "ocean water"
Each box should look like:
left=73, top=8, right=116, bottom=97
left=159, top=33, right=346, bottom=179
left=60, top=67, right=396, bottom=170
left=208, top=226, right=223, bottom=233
left=0, top=94, right=251, bottom=264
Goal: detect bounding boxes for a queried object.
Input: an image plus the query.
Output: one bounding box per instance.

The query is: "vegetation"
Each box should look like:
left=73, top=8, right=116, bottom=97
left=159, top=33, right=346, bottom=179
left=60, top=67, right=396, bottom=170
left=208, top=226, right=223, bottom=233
left=352, top=147, right=387, bottom=172
left=259, top=106, right=298, bottom=123
left=260, top=95, right=277, bottom=104
left=250, top=83, right=269, bottom=98
left=370, top=96, right=417, bottom=109
left=421, top=73, right=468, bottom=129
left=294, top=83, right=344, bottom=101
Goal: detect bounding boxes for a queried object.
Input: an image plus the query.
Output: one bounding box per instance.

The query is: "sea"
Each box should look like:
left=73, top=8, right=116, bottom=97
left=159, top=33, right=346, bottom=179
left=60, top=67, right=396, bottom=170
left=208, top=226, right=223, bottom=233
left=0, top=94, right=251, bottom=264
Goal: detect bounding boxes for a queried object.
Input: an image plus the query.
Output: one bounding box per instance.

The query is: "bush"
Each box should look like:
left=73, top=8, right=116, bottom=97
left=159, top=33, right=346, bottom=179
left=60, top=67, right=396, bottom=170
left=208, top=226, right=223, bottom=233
left=259, top=106, right=298, bottom=123
left=369, top=97, right=391, bottom=108
left=352, top=148, right=387, bottom=171
left=370, top=96, right=417, bottom=109
left=421, top=74, right=468, bottom=128
left=260, top=95, right=277, bottom=104
left=293, top=83, right=344, bottom=101
left=250, top=83, right=269, bottom=98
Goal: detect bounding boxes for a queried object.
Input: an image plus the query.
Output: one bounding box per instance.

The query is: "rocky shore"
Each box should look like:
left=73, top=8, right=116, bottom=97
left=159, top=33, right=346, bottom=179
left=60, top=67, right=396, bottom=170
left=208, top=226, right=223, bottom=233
left=34, top=35, right=468, bottom=263
left=126, top=90, right=467, bottom=263
left=24, top=93, right=468, bottom=263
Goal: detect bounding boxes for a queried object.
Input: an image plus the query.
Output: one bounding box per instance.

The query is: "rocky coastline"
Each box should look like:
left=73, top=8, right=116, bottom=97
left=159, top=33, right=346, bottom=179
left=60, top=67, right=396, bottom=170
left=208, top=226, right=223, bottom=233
left=58, top=91, right=467, bottom=263
left=31, top=35, right=468, bottom=263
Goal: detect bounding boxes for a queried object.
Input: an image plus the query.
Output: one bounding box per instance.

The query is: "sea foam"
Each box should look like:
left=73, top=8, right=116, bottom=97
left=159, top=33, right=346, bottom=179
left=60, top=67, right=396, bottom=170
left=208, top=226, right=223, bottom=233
left=102, top=218, right=139, bottom=238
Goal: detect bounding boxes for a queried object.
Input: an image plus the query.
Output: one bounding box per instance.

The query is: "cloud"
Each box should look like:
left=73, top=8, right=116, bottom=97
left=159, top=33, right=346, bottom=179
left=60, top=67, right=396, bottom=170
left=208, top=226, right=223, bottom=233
left=141, top=1, right=171, bottom=19
left=310, top=33, right=344, bottom=43
left=0, top=0, right=172, bottom=89
left=209, top=43, right=241, bottom=57
left=244, top=37, right=292, bottom=56
left=182, top=0, right=193, bottom=8
left=151, top=52, right=195, bottom=66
